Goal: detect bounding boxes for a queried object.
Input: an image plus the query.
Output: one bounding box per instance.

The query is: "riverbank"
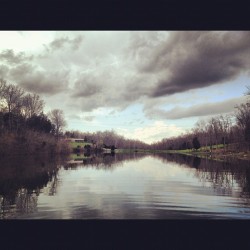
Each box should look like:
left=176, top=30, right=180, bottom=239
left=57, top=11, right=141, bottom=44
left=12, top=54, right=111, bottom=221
left=115, top=147, right=250, bottom=162
left=42, top=137, right=250, bottom=163
left=158, top=148, right=250, bottom=162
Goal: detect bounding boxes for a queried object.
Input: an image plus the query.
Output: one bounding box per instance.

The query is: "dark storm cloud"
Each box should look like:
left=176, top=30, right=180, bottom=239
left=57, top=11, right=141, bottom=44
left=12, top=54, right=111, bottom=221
left=121, top=76, right=150, bottom=101
left=144, top=96, right=246, bottom=120
left=129, top=31, right=250, bottom=97
left=19, top=74, right=68, bottom=95
left=9, top=63, right=69, bottom=95
left=0, top=49, right=33, bottom=64
left=49, top=35, right=83, bottom=51
left=70, top=83, right=134, bottom=112
left=18, top=71, right=69, bottom=95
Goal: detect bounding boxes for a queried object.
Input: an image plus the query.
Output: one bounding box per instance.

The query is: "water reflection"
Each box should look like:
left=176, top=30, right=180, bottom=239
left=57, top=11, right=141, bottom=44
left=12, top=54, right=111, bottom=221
left=154, top=153, right=250, bottom=203
left=65, top=152, right=148, bottom=170
left=57, top=153, right=250, bottom=219
left=0, top=156, right=59, bottom=219
left=1, top=152, right=250, bottom=219
left=0, top=153, right=148, bottom=218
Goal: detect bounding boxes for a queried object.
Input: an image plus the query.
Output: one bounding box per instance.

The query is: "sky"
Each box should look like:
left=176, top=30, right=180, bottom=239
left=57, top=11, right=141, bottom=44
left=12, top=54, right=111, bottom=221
left=0, top=31, right=249, bottom=144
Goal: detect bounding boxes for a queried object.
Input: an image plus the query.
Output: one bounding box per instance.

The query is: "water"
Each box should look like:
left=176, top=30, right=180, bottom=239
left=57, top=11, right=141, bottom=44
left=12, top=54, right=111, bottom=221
left=1, top=153, right=250, bottom=219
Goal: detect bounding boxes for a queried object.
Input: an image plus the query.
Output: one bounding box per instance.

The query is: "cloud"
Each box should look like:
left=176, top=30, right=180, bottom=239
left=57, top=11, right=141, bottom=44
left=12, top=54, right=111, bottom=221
left=117, top=121, right=185, bottom=143
left=0, top=64, right=9, bottom=78
left=72, top=75, right=103, bottom=98
left=144, top=96, right=246, bottom=120
left=66, top=114, right=81, bottom=120
left=48, top=35, right=83, bottom=51
left=69, top=66, right=143, bottom=112
left=128, top=31, right=250, bottom=97
left=83, top=115, right=95, bottom=121
left=8, top=63, right=69, bottom=95
left=50, top=37, right=70, bottom=50
left=9, top=63, right=35, bottom=78
left=70, top=36, right=84, bottom=50
left=19, top=71, right=69, bottom=95
left=1, top=31, right=248, bottom=142
left=0, top=49, right=33, bottom=64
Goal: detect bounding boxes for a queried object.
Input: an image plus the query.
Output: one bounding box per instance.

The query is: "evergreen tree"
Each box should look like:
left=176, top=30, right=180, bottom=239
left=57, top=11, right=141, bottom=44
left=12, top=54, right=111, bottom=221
left=192, top=137, right=201, bottom=150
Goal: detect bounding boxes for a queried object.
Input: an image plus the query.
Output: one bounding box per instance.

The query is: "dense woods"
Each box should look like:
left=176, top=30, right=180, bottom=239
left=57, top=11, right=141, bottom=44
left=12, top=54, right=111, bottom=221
left=0, top=79, right=69, bottom=157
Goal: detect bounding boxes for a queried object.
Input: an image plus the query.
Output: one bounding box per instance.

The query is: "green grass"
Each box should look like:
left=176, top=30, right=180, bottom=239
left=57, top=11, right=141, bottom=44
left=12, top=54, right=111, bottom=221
left=154, top=144, right=227, bottom=155
left=199, top=144, right=224, bottom=150
left=175, top=144, right=225, bottom=153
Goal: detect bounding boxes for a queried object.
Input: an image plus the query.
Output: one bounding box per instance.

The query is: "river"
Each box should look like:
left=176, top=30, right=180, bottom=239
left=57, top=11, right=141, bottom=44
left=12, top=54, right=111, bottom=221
left=1, top=153, right=250, bottom=219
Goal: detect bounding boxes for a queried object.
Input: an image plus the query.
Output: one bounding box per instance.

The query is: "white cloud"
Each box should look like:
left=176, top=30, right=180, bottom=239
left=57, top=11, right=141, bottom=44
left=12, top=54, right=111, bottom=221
left=117, top=121, right=185, bottom=144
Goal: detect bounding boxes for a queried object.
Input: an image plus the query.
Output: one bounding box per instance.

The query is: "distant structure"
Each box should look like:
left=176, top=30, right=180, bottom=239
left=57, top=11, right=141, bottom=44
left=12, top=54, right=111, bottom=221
left=102, top=144, right=117, bottom=153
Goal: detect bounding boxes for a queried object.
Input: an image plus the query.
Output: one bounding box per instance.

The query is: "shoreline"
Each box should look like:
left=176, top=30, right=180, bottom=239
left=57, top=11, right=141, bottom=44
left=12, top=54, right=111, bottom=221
left=117, top=148, right=250, bottom=162
left=153, top=149, right=250, bottom=162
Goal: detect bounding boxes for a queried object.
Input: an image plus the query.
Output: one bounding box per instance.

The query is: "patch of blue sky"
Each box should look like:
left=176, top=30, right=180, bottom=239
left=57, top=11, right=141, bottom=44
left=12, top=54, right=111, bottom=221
left=168, top=117, right=198, bottom=131
left=195, top=75, right=248, bottom=103
left=66, top=104, right=149, bottom=133
left=158, top=75, right=248, bottom=111
left=95, top=104, right=147, bottom=129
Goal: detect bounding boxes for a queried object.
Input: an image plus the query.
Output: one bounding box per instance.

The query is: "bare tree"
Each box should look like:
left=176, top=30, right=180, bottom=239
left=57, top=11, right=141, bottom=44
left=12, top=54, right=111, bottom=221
left=22, top=93, right=45, bottom=119
left=194, top=119, right=208, bottom=149
left=207, top=117, right=221, bottom=150
left=48, top=109, right=66, bottom=139
left=1, top=83, right=25, bottom=131
left=245, top=85, right=250, bottom=104
left=2, top=83, right=24, bottom=114
left=235, top=103, right=250, bottom=149
left=0, top=79, right=7, bottom=97
left=0, top=79, right=7, bottom=112
left=217, top=115, right=232, bottom=152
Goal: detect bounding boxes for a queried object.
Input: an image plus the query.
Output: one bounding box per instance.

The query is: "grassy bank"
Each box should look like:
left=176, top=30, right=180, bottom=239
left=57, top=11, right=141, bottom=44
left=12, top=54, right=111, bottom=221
left=65, top=142, right=250, bottom=162
left=117, top=145, right=250, bottom=161
left=161, top=146, right=250, bottom=161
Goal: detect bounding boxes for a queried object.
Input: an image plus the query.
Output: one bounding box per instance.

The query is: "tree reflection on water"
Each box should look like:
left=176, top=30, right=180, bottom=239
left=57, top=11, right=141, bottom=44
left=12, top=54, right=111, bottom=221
left=1, top=152, right=250, bottom=219
left=0, top=153, right=147, bottom=218
left=0, top=156, right=59, bottom=219
left=154, top=153, right=250, bottom=203
left=64, top=152, right=148, bottom=170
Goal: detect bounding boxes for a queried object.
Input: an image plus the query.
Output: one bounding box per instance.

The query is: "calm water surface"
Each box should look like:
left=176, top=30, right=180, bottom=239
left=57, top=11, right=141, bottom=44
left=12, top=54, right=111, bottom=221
left=1, top=153, right=250, bottom=219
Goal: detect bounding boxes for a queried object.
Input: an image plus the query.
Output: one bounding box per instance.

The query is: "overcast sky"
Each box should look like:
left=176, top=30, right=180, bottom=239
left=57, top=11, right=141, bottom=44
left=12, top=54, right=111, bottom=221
left=0, top=31, right=249, bottom=143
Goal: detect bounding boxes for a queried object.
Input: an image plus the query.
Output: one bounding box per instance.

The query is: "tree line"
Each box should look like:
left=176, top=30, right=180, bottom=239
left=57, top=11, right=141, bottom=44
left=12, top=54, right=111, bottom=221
left=150, top=87, right=250, bottom=152
left=0, top=79, right=68, bottom=156
left=64, top=129, right=149, bottom=150
left=1, top=78, right=249, bottom=155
